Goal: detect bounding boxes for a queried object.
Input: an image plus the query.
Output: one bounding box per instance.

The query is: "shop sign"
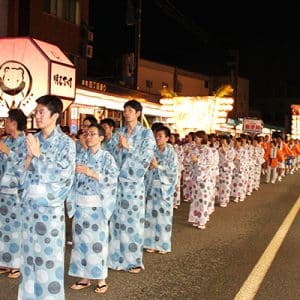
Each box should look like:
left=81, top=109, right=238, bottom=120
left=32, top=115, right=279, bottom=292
left=243, top=118, right=263, bottom=133
left=0, top=37, right=75, bottom=117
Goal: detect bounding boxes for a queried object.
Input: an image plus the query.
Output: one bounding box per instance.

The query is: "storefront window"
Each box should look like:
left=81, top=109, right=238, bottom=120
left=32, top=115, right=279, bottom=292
left=43, top=0, right=80, bottom=24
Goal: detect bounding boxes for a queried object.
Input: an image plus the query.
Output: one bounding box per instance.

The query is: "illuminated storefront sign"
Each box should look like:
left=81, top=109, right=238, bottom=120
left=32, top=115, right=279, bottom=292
left=0, top=37, right=76, bottom=117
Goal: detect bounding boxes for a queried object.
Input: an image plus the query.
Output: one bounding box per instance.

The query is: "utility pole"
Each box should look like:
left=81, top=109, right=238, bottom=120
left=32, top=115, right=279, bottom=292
left=134, top=0, right=142, bottom=90
left=226, top=49, right=239, bottom=118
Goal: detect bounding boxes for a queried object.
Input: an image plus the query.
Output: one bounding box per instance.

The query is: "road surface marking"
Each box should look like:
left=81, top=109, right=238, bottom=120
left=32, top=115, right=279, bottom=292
left=234, top=195, right=300, bottom=300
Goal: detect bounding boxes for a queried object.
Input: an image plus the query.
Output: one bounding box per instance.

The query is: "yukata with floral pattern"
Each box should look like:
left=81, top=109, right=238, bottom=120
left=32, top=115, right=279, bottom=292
left=107, top=123, right=155, bottom=271
left=231, top=145, right=249, bottom=202
left=188, top=145, right=214, bottom=227
left=246, top=144, right=255, bottom=195
left=208, top=145, right=219, bottom=214
left=68, top=148, right=118, bottom=282
left=253, top=144, right=265, bottom=190
left=144, top=143, right=178, bottom=253
left=182, top=141, right=196, bottom=202
left=217, top=145, right=235, bottom=206
left=0, top=132, right=27, bottom=270
left=18, top=126, right=75, bottom=300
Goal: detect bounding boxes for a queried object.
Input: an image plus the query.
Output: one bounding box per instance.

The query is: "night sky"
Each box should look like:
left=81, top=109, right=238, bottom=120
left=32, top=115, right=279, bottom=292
left=88, top=1, right=300, bottom=125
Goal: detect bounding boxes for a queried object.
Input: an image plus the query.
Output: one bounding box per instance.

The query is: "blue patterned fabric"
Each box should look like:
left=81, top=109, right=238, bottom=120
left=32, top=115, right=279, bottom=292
left=18, top=126, right=75, bottom=300
left=0, top=132, right=27, bottom=269
left=107, top=123, right=155, bottom=271
left=68, top=148, right=118, bottom=280
left=144, top=143, right=178, bottom=252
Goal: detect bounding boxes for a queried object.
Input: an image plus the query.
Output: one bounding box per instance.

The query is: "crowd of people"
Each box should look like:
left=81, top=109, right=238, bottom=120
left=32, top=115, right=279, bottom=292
left=168, top=130, right=300, bottom=231
left=0, top=95, right=299, bottom=300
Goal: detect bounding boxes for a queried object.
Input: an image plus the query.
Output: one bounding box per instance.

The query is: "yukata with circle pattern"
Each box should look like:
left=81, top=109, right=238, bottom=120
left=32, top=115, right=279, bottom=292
left=0, top=132, right=27, bottom=270
left=68, top=148, right=118, bottom=281
left=143, top=143, right=178, bottom=253
left=18, top=126, right=75, bottom=300
left=106, top=123, right=155, bottom=271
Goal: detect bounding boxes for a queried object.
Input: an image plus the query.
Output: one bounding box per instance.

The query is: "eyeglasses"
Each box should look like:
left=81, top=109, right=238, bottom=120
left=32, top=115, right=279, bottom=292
left=84, top=132, right=98, bottom=137
left=32, top=109, right=49, bottom=117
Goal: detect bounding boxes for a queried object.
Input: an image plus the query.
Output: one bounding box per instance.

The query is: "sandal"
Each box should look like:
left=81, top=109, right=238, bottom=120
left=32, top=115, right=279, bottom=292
left=94, top=284, right=108, bottom=294
left=0, top=267, right=10, bottom=274
left=8, top=269, right=21, bottom=279
left=198, top=224, right=206, bottom=230
left=128, top=266, right=142, bottom=274
left=145, top=249, right=156, bottom=253
left=70, top=281, right=91, bottom=290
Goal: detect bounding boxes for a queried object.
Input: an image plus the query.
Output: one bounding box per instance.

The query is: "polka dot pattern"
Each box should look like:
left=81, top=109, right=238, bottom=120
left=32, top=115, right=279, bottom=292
left=69, top=207, right=109, bottom=279
left=0, top=194, right=21, bottom=269
left=19, top=205, right=65, bottom=300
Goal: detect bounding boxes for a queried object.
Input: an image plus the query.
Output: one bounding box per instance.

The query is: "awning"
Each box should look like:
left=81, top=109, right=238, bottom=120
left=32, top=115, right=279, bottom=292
left=74, top=87, right=172, bottom=118
left=0, top=37, right=76, bottom=117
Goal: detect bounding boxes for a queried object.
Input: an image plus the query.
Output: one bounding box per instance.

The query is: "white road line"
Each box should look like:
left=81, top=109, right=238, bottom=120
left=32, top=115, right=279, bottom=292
left=234, top=195, right=300, bottom=300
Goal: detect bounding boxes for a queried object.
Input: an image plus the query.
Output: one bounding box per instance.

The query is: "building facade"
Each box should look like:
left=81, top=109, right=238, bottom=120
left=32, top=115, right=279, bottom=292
left=0, top=0, right=90, bottom=82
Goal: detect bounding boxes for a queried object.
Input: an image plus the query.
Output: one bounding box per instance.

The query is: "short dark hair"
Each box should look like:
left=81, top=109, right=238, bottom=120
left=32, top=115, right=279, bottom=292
left=100, top=118, right=116, bottom=128
left=8, top=109, right=27, bottom=131
left=124, top=99, right=143, bottom=112
left=83, top=115, right=98, bottom=126
left=156, top=125, right=171, bottom=138
left=194, top=130, right=208, bottom=144
left=89, top=124, right=105, bottom=137
left=60, top=125, right=70, bottom=134
left=220, top=135, right=231, bottom=145
left=76, top=129, right=84, bottom=139
left=36, top=95, right=63, bottom=125
left=151, top=122, right=164, bottom=132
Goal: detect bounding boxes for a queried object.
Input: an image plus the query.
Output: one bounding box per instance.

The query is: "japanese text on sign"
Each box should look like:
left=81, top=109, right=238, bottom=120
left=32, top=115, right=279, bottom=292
left=53, top=74, right=73, bottom=88
left=243, top=118, right=263, bottom=133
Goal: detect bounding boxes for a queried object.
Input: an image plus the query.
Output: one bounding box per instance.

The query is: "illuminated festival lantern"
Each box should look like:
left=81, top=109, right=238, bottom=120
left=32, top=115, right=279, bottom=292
left=291, top=104, right=300, bottom=139
left=160, top=96, right=234, bottom=136
left=0, top=37, right=76, bottom=118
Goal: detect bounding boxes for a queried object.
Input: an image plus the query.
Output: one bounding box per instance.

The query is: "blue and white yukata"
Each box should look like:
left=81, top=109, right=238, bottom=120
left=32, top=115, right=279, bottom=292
left=101, top=137, right=114, bottom=152
left=106, top=123, right=155, bottom=271
left=18, top=126, right=75, bottom=300
left=144, top=143, right=178, bottom=253
left=0, top=132, right=27, bottom=270
left=68, top=148, right=118, bottom=281
left=75, top=140, right=86, bottom=156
